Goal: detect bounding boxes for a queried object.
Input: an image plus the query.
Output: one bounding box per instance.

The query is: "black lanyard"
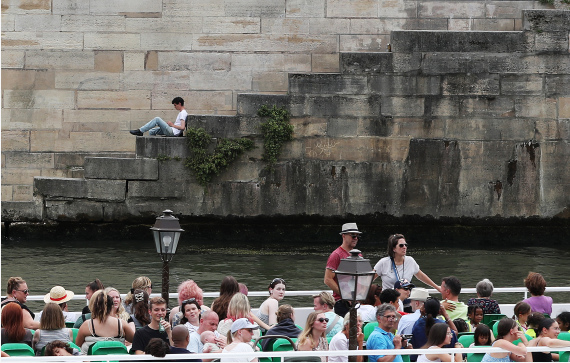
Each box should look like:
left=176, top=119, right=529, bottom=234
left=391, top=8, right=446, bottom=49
left=391, top=257, right=404, bottom=282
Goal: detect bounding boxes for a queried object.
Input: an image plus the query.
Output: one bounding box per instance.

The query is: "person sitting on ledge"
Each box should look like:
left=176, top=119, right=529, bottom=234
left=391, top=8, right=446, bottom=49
left=130, top=97, right=187, bottom=137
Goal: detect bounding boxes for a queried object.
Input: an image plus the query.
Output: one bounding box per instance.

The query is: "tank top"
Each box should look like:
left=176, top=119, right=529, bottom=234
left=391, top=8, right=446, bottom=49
left=34, top=328, right=71, bottom=355
left=81, top=318, right=125, bottom=354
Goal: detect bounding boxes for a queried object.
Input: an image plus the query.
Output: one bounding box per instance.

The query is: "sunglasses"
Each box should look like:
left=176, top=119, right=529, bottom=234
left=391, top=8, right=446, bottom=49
left=146, top=285, right=153, bottom=289
left=272, top=278, right=286, bottom=284
left=398, top=243, right=408, bottom=248
left=317, top=318, right=329, bottom=323
left=182, top=298, right=197, bottom=304
left=16, top=289, right=30, bottom=294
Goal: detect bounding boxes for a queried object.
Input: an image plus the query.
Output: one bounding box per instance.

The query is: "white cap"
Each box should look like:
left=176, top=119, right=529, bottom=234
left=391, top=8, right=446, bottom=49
left=230, top=318, right=259, bottom=333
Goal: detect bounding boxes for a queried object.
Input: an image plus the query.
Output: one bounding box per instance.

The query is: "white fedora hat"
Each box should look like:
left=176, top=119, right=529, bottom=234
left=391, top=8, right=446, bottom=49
left=340, top=223, right=362, bottom=235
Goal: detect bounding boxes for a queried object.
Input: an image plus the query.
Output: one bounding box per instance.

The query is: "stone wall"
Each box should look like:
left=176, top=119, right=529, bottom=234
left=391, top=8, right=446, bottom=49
left=3, top=9, right=568, bottom=225
left=1, top=0, right=563, bottom=203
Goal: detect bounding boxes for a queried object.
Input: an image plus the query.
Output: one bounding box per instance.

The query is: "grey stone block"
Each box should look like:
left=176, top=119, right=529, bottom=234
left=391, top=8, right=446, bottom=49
left=54, top=152, right=135, bottom=169
left=84, top=157, right=158, bottom=180
left=187, top=115, right=241, bottom=138
left=523, top=10, right=570, bottom=32
left=391, top=31, right=526, bottom=53
left=545, top=75, right=570, bottom=96
left=369, top=75, right=441, bottom=96
left=34, top=177, right=126, bottom=201
left=236, top=94, right=290, bottom=116
left=135, top=137, right=190, bottom=159
left=305, top=95, right=382, bottom=117
left=127, top=180, right=187, bottom=198
left=289, top=74, right=368, bottom=95
left=44, top=200, right=104, bottom=222
left=443, top=74, right=500, bottom=96
left=340, top=52, right=393, bottom=74
left=532, top=31, right=570, bottom=53
left=326, top=117, right=359, bottom=137
left=421, top=53, right=491, bottom=74
left=1, top=201, right=43, bottom=222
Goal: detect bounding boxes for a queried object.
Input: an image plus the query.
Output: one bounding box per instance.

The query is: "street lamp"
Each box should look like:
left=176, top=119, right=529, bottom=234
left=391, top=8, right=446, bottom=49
left=151, top=209, right=184, bottom=307
left=335, top=249, right=375, bottom=362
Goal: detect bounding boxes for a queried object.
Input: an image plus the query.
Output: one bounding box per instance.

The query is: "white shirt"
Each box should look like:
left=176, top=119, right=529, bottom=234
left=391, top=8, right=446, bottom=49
left=358, top=304, right=377, bottom=322
left=397, top=309, right=421, bottom=335
left=374, top=256, right=420, bottom=290
left=172, top=109, right=188, bottom=136
left=328, top=331, right=349, bottom=362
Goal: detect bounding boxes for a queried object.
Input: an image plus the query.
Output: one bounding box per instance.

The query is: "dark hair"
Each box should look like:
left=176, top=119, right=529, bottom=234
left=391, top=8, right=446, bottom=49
left=468, top=305, right=483, bottom=319
left=424, top=297, right=441, bottom=336
left=513, top=301, right=531, bottom=320
left=131, top=289, right=150, bottom=326
left=6, top=277, right=25, bottom=295
left=362, top=284, right=381, bottom=305
left=387, top=234, right=405, bottom=259
left=442, top=276, right=462, bottom=296
left=474, top=324, right=492, bottom=346
left=211, top=276, right=239, bottom=321
left=423, top=323, right=449, bottom=348
left=145, top=337, right=170, bottom=357
left=453, top=318, right=469, bottom=333
left=524, top=272, right=546, bottom=296
left=45, top=340, right=74, bottom=356
left=495, top=318, right=517, bottom=340
left=556, top=312, right=570, bottom=330
left=527, top=312, right=546, bottom=328
left=1, top=302, right=26, bottom=342
left=172, top=97, right=184, bottom=106
left=537, top=318, right=556, bottom=336
left=379, top=289, right=400, bottom=304
left=179, top=299, right=201, bottom=325
left=86, top=278, right=104, bottom=293
left=268, top=278, right=286, bottom=291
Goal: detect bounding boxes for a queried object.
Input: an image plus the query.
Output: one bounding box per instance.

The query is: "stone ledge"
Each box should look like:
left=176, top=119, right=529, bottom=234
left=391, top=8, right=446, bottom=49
left=34, top=177, right=126, bottom=202
left=391, top=31, right=527, bottom=53
left=84, top=157, right=158, bottom=180
left=1, top=201, right=43, bottom=222
left=523, top=10, right=570, bottom=32
left=135, top=136, right=190, bottom=159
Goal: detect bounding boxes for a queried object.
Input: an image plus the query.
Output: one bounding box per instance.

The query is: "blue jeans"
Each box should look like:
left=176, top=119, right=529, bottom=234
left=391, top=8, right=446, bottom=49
left=140, top=117, right=174, bottom=136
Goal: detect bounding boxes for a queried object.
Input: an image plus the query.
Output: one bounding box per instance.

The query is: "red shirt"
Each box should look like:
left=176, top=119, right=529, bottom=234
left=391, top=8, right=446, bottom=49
left=326, top=246, right=352, bottom=301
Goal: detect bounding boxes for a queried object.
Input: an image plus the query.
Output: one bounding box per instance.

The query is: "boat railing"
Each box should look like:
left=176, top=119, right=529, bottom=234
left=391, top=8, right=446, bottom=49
left=15, top=286, right=570, bottom=302
left=2, top=345, right=569, bottom=361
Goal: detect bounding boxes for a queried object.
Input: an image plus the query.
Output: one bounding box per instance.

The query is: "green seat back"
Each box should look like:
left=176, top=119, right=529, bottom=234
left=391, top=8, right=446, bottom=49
left=559, top=351, right=570, bottom=362
left=558, top=332, right=570, bottom=341
left=363, top=321, right=378, bottom=341
left=482, top=314, right=505, bottom=328
left=87, top=341, right=128, bottom=355
left=512, top=333, right=532, bottom=346
left=71, top=328, right=79, bottom=344
left=1, top=343, right=35, bottom=356
left=65, top=322, right=76, bottom=328
left=273, top=338, right=297, bottom=352
left=467, top=352, right=487, bottom=362
left=458, top=333, right=475, bottom=347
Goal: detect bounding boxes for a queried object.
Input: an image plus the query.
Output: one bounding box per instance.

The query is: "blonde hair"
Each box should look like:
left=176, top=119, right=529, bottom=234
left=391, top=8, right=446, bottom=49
left=89, top=290, right=112, bottom=322
left=105, top=287, right=130, bottom=321
left=227, top=293, right=251, bottom=321
left=40, top=303, right=65, bottom=330
left=124, top=276, right=152, bottom=306
left=297, top=312, right=326, bottom=349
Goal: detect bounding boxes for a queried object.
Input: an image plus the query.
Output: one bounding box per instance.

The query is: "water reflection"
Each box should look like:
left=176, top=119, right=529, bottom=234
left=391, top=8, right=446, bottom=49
left=2, top=239, right=569, bottom=313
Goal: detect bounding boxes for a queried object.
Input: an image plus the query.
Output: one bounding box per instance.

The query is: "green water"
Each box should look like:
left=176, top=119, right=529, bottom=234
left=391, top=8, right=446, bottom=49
left=2, top=239, right=569, bottom=313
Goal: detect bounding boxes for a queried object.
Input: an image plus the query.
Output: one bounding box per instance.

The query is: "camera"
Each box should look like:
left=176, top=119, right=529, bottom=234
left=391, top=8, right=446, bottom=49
left=400, top=334, right=412, bottom=348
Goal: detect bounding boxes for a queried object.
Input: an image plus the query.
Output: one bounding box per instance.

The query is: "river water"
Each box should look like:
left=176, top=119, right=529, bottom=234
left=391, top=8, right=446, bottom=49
left=2, top=238, right=569, bottom=313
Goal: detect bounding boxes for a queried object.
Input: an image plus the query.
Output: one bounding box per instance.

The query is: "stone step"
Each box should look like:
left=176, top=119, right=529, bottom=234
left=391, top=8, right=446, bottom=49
left=84, top=157, right=158, bottom=180
left=34, top=177, right=126, bottom=202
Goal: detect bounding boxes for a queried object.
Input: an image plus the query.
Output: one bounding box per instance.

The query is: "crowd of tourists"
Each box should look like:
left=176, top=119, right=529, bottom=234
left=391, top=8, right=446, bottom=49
left=1, top=223, right=569, bottom=362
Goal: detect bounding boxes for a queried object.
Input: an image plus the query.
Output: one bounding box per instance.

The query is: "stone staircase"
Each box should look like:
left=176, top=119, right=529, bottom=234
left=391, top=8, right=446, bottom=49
left=3, top=9, right=568, bottom=224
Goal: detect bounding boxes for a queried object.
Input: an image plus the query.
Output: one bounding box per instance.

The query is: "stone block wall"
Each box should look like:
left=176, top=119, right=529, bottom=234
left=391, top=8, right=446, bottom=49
left=1, top=0, right=564, bottom=203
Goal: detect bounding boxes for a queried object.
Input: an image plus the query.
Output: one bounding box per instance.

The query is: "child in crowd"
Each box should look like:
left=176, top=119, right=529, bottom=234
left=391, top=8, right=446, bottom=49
left=453, top=318, right=469, bottom=333
left=470, top=324, right=493, bottom=347
left=467, top=305, right=484, bottom=332
left=201, top=330, right=221, bottom=352
left=512, top=301, right=531, bottom=333
left=556, top=312, right=570, bottom=332
left=525, top=312, right=545, bottom=338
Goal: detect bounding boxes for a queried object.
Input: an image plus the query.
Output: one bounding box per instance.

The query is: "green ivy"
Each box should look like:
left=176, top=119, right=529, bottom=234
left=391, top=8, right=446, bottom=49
left=258, top=105, right=294, bottom=170
left=184, top=127, right=254, bottom=186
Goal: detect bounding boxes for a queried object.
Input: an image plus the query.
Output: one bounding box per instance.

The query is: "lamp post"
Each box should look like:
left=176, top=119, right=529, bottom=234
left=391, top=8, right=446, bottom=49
left=151, top=209, right=184, bottom=308
left=335, top=249, right=375, bottom=362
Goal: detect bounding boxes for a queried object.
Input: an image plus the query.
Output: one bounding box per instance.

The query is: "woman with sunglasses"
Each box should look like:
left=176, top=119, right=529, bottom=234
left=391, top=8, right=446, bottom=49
left=124, top=276, right=152, bottom=314
left=256, top=278, right=286, bottom=330
left=170, top=279, right=208, bottom=327
left=297, top=311, right=330, bottom=361
left=374, top=234, right=441, bottom=292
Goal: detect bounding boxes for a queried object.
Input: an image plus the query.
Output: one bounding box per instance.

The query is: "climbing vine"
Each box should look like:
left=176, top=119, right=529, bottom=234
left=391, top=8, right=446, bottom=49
left=258, top=105, right=294, bottom=170
left=184, top=127, right=254, bottom=186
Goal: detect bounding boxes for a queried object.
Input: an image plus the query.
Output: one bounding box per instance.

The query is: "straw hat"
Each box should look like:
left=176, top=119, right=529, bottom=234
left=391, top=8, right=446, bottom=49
left=44, top=285, right=75, bottom=304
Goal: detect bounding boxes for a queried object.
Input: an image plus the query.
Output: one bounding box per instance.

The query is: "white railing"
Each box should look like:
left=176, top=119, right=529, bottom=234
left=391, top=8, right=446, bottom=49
left=2, top=346, right=570, bottom=362
left=16, top=286, right=570, bottom=301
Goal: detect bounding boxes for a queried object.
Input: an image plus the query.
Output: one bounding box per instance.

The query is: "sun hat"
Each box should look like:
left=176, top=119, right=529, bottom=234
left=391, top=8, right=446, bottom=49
left=230, top=318, right=259, bottom=333
left=408, top=287, right=430, bottom=302
left=44, top=286, right=75, bottom=304
left=339, top=223, right=362, bottom=235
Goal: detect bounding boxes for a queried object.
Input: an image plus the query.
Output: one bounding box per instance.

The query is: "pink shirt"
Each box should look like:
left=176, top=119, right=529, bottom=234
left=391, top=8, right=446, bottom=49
left=523, top=295, right=553, bottom=315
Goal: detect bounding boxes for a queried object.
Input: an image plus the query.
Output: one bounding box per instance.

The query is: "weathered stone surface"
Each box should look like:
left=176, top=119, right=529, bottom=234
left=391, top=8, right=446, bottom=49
left=369, top=75, right=441, bottom=96
left=24, top=50, right=94, bottom=70
left=340, top=52, right=393, bottom=74
left=392, top=31, right=526, bottom=53
left=34, top=177, right=126, bottom=201
left=2, top=69, right=55, bottom=90
left=1, top=201, right=43, bottom=221
left=77, top=90, right=151, bottom=109
left=237, top=94, right=290, bottom=115
left=3, top=90, right=75, bottom=109
left=523, top=10, right=570, bottom=32
left=442, top=74, right=500, bottom=96
left=289, top=74, right=368, bottom=95
left=84, top=157, right=158, bottom=180
left=135, top=137, right=191, bottom=159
